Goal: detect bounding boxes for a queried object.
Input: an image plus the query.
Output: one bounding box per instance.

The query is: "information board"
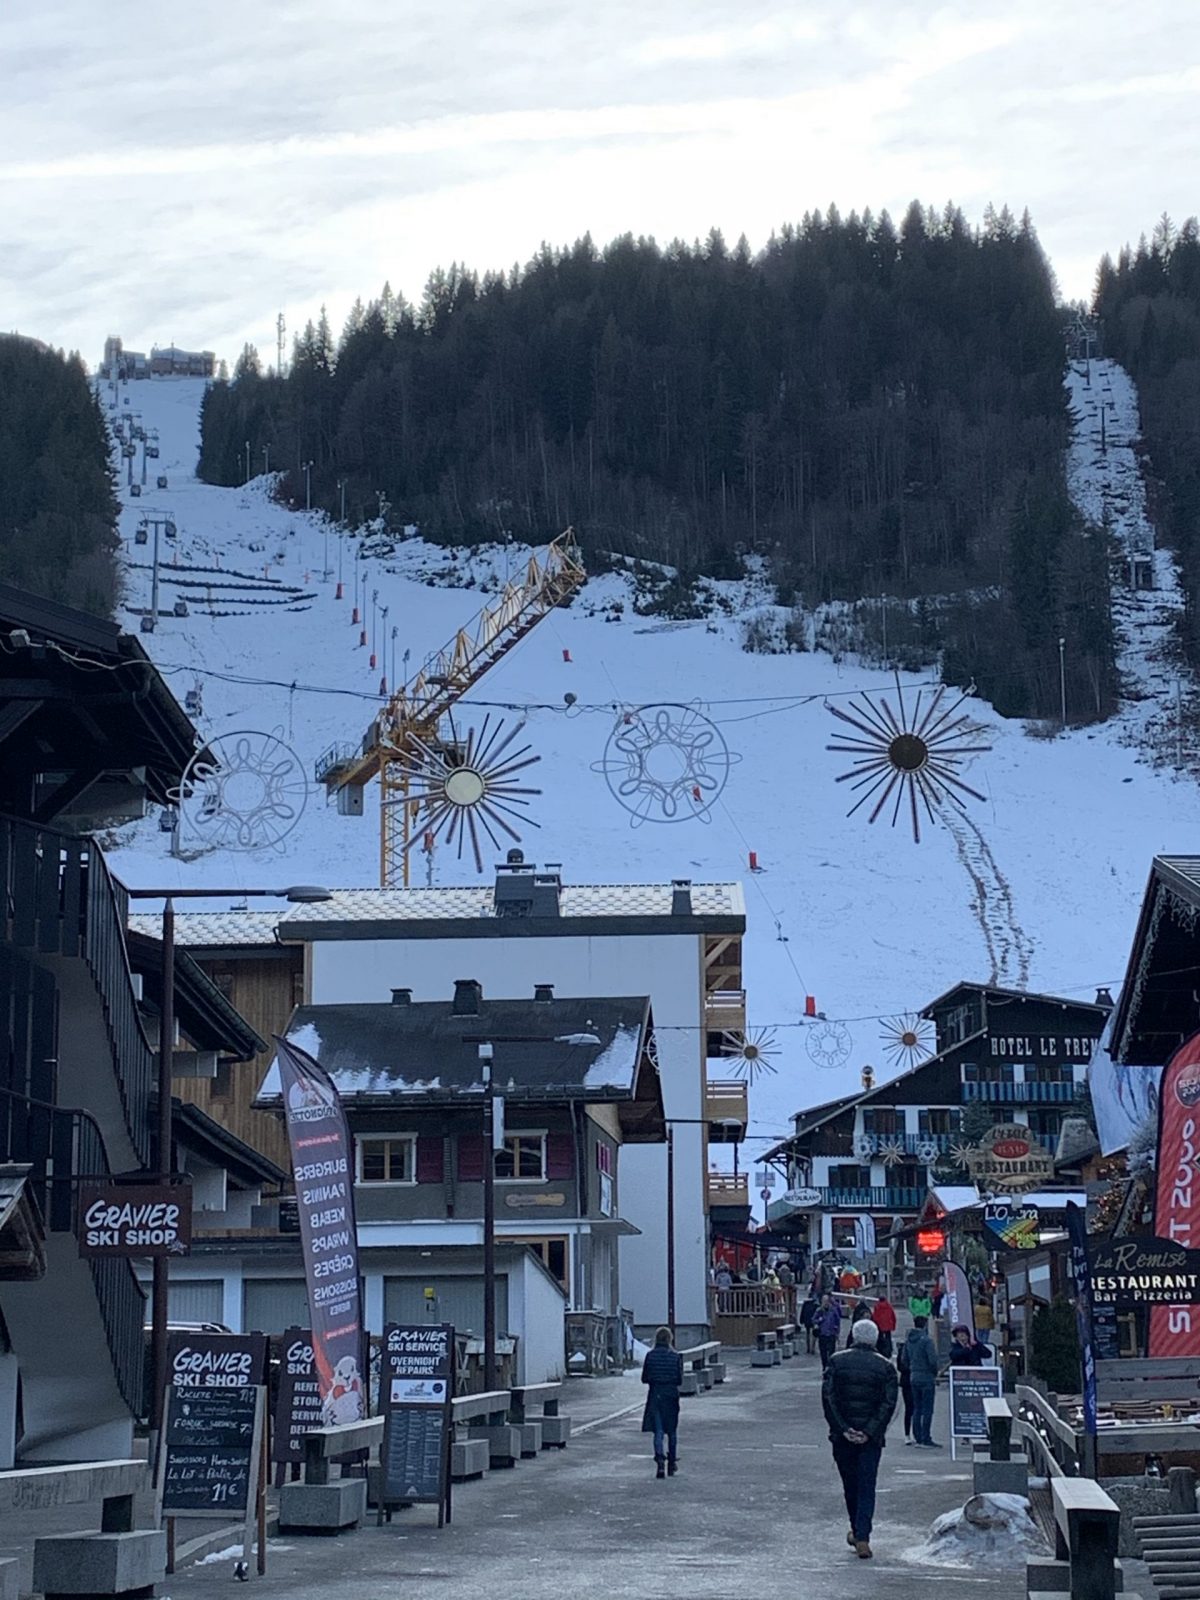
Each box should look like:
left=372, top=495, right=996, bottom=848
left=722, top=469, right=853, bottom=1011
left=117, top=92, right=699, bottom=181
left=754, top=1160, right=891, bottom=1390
left=380, top=1323, right=454, bottom=1521
left=949, top=1365, right=1004, bottom=1442
left=1092, top=1306, right=1121, bottom=1362
left=161, top=1383, right=259, bottom=1513
left=273, top=1329, right=323, bottom=1464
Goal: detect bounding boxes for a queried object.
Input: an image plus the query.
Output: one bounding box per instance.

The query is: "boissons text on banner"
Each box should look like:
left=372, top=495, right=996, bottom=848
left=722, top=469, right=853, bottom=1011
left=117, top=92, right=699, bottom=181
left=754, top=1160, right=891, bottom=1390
left=1150, top=1030, right=1200, bottom=1356
left=275, top=1034, right=366, bottom=1425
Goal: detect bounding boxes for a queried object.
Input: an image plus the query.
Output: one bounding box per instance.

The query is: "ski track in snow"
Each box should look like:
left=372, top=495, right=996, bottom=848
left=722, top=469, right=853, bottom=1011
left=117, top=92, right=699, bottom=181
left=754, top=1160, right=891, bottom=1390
left=101, top=367, right=1200, bottom=1181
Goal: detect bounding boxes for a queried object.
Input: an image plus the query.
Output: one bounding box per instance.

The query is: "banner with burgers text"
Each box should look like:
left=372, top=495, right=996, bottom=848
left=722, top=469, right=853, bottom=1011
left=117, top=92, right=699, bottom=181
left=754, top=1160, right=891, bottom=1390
left=275, top=1034, right=366, bottom=1425
left=1150, top=1029, right=1200, bottom=1356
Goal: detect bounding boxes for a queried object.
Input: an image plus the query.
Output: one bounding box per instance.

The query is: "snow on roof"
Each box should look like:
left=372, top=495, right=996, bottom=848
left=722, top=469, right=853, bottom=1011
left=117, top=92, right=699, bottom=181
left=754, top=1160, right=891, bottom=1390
left=277, top=881, right=744, bottom=925
left=929, top=1186, right=979, bottom=1214
left=127, top=910, right=283, bottom=947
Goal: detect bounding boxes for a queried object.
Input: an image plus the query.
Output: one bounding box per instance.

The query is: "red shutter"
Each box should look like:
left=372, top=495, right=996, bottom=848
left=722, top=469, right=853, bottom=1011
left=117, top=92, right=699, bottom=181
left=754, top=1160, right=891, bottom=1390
left=457, top=1134, right=484, bottom=1181
left=546, top=1132, right=574, bottom=1180
left=416, top=1136, right=444, bottom=1184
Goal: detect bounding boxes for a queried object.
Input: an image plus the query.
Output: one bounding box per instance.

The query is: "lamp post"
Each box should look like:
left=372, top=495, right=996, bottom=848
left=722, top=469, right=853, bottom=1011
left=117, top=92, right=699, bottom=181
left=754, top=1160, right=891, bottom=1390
left=304, top=461, right=313, bottom=515
left=123, top=882, right=331, bottom=1443
left=478, top=1043, right=496, bottom=1391
left=1059, top=637, right=1067, bottom=727
left=244, top=440, right=251, bottom=485
left=262, top=444, right=270, bottom=476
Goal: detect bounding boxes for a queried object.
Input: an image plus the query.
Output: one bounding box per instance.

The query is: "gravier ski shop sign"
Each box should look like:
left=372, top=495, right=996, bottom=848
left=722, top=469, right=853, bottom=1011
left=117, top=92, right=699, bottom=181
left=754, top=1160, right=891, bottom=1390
left=77, top=1180, right=191, bottom=1258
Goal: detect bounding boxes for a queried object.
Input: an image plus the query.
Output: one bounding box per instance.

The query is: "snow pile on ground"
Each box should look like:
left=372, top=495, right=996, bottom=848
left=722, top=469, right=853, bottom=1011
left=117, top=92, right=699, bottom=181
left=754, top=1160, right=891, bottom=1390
left=101, top=372, right=1200, bottom=1166
left=901, top=1492, right=1048, bottom=1568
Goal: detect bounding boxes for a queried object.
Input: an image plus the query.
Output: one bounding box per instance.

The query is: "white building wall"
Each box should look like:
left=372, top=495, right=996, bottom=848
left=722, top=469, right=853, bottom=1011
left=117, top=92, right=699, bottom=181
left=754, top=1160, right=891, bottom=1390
left=308, top=932, right=710, bottom=1332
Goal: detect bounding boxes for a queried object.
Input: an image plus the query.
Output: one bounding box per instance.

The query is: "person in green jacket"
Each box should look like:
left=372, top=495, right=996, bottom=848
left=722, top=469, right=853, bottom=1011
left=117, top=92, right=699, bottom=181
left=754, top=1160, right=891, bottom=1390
left=908, top=1290, right=932, bottom=1319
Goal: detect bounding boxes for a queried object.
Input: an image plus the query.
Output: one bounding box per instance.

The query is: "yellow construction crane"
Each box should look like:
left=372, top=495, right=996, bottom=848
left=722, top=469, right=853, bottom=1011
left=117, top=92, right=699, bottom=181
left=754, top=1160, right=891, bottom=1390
left=316, top=529, right=586, bottom=886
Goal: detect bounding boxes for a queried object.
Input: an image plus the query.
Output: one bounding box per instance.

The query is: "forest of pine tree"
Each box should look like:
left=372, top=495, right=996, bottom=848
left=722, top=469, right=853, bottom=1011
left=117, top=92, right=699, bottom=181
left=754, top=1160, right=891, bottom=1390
left=199, top=201, right=1116, bottom=721
left=0, top=335, right=119, bottom=617
left=1094, top=217, right=1200, bottom=669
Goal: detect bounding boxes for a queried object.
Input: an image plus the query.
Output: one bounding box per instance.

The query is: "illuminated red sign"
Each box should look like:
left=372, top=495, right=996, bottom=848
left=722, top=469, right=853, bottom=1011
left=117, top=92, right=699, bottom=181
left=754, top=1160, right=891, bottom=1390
left=916, top=1229, right=946, bottom=1255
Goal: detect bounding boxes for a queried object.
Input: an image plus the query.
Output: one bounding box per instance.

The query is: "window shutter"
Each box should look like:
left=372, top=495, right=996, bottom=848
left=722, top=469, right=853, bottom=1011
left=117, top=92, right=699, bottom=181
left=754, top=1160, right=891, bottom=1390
left=416, top=1136, right=444, bottom=1184
left=457, top=1134, right=484, bottom=1181
left=546, top=1133, right=574, bottom=1180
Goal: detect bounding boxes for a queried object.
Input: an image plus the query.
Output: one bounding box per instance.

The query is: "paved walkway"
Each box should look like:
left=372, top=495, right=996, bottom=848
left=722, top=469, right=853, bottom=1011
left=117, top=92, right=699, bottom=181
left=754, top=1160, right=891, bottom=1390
left=166, top=1352, right=1021, bottom=1600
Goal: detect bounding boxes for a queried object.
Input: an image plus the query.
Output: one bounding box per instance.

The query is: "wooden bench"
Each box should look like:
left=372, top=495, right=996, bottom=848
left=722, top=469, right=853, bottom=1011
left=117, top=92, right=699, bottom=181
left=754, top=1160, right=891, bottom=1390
left=1095, top=1357, right=1200, bottom=1405
left=0, top=1460, right=162, bottom=1600
left=776, top=1323, right=797, bottom=1359
left=679, top=1340, right=723, bottom=1391
left=455, top=1389, right=521, bottom=1470
left=510, top=1382, right=570, bottom=1449
left=752, top=1329, right=780, bottom=1368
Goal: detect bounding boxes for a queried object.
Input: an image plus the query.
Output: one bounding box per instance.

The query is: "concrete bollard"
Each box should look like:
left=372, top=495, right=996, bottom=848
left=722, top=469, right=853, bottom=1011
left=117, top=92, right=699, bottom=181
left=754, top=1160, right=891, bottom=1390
left=1168, top=1466, right=1197, bottom=1515
left=680, top=1371, right=700, bottom=1396
left=541, top=1416, right=571, bottom=1448
left=33, top=1529, right=168, bottom=1596
left=279, top=1478, right=367, bottom=1533
left=518, top=1422, right=543, bottom=1457
left=451, top=1438, right=490, bottom=1480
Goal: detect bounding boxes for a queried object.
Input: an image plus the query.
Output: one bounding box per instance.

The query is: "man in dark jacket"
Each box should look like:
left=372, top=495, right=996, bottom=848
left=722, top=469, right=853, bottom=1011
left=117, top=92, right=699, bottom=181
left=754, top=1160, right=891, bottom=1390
left=948, top=1325, right=992, bottom=1367
left=822, top=1318, right=898, bottom=1559
left=901, top=1315, right=941, bottom=1446
left=641, top=1326, right=684, bottom=1478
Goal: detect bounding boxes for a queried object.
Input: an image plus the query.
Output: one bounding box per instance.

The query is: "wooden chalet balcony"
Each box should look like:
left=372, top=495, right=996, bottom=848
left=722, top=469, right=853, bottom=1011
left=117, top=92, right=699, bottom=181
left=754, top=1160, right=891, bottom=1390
left=705, top=987, right=747, bottom=1035
left=705, top=1078, right=748, bottom=1143
left=707, top=1172, right=750, bottom=1209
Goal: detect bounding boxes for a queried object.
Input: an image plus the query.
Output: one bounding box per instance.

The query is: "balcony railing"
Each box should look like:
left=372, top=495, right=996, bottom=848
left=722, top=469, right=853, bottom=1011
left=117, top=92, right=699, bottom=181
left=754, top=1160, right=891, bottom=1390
left=961, top=1080, right=1078, bottom=1104
left=707, top=1173, right=750, bottom=1207
left=819, top=1186, right=925, bottom=1210
left=705, top=989, right=747, bottom=1036
left=705, top=1079, right=748, bottom=1140
left=857, top=1132, right=955, bottom=1156
left=1, top=817, right=154, bottom=1167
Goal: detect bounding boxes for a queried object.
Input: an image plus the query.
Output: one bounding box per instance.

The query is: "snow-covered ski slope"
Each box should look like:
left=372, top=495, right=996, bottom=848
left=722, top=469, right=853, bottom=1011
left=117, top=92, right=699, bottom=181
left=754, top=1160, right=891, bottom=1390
left=105, top=364, right=1200, bottom=1156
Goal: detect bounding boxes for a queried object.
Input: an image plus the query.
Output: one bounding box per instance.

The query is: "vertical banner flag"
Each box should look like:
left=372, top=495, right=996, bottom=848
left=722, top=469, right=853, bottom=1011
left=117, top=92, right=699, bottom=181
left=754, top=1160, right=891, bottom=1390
left=1150, top=1029, right=1200, bottom=1356
left=274, top=1034, right=366, bottom=1425
left=854, top=1214, right=877, bottom=1259
left=1065, top=1201, right=1098, bottom=1435
left=943, top=1260, right=975, bottom=1339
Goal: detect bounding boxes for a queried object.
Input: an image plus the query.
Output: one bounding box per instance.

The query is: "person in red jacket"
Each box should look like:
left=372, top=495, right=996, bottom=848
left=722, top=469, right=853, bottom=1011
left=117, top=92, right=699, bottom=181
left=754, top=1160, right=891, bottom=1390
left=871, top=1294, right=897, bottom=1359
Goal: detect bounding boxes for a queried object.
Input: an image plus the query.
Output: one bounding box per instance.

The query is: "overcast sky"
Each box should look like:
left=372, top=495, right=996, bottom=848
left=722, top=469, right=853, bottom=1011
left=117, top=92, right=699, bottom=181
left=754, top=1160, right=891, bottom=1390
left=3, top=1, right=1197, bottom=367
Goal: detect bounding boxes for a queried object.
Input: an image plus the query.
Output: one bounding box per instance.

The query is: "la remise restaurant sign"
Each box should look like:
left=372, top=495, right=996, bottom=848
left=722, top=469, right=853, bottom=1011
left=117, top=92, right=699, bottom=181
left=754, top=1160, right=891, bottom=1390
left=1087, top=1236, right=1200, bottom=1308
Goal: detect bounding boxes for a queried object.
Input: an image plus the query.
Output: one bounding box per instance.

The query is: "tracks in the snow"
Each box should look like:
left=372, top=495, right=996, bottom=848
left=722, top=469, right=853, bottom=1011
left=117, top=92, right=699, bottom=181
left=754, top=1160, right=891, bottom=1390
left=944, top=808, right=1033, bottom=988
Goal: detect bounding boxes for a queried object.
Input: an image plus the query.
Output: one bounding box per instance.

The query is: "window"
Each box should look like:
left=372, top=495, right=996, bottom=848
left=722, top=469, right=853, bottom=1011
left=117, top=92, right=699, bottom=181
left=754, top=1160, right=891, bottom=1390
left=494, top=1133, right=546, bottom=1181
left=962, top=1061, right=1014, bottom=1084
left=863, top=1108, right=902, bottom=1135
left=509, top=1235, right=569, bottom=1293
left=919, top=1108, right=960, bottom=1135
left=357, top=1136, right=415, bottom=1184
left=941, top=1000, right=981, bottom=1046
left=828, top=1164, right=870, bottom=1191
left=1025, top=1109, right=1063, bottom=1140
left=1025, top=1063, right=1074, bottom=1084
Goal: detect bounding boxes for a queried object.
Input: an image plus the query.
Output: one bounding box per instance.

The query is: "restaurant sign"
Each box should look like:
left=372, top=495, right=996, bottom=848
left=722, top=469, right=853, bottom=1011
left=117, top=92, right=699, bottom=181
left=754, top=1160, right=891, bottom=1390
left=1087, top=1235, right=1200, bottom=1307
left=965, top=1124, right=1054, bottom=1192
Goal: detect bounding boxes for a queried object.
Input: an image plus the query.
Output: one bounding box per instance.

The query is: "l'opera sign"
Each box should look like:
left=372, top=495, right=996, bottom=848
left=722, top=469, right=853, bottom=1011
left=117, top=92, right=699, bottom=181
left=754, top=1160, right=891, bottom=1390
left=1087, top=1235, right=1200, bottom=1307
left=77, top=1181, right=192, bottom=1258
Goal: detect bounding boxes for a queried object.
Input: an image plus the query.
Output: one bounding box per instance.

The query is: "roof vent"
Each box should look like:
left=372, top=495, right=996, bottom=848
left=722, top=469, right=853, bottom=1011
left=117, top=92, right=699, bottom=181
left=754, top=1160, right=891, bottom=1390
left=671, top=878, right=692, bottom=915
left=391, top=988, right=412, bottom=1006
left=534, top=983, right=554, bottom=1002
left=1095, top=987, right=1115, bottom=1010
left=452, top=978, right=483, bottom=1015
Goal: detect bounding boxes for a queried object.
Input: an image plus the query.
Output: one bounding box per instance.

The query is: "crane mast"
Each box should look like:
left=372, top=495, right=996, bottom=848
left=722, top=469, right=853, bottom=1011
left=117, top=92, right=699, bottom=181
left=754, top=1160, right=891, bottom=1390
left=316, top=529, right=585, bottom=886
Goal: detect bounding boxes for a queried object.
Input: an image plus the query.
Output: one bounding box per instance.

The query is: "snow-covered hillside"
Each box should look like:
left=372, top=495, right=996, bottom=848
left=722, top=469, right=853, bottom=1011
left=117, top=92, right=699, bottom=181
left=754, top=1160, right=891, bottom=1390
left=104, top=364, right=1200, bottom=1171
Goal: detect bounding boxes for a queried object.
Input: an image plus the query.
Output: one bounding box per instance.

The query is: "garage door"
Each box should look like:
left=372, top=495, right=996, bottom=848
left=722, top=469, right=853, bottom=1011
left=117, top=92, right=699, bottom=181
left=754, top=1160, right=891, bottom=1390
left=243, top=1278, right=311, bottom=1335
left=384, top=1276, right=507, bottom=1337
left=168, top=1279, right=224, bottom=1325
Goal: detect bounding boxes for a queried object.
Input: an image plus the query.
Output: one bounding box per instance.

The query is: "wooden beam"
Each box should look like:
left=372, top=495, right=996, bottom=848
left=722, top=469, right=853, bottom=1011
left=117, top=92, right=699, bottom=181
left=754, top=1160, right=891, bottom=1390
left=0, top=700, right=42, bottom=748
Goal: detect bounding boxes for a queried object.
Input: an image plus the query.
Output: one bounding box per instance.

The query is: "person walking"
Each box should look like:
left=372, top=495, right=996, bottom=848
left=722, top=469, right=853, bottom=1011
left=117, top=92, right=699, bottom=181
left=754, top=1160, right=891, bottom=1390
left=871, top=1293, right=897, bottom=1359
left=845, top=1299, right=872, bottom=1348
left=822, top=1318, right=899, bottom=1560
left=799, top=1290, right=819, bottom=1355
left=908, top=1287, right=932, bottom=1320
left=947, top=1325, right=992, bottom=1367
left=641, top=1326, right=683, bottom=1478
left=902, top=1315, right=940, bottom=1447
left=896, top=1330, right=915, bottom=1444
left=816, top=1293, right=842, bottom=1370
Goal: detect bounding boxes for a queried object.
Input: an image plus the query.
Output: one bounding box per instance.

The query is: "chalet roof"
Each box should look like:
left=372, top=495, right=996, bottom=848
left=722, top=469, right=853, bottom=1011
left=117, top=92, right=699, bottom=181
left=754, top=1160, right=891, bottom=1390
left=256, top=989, right=665, bottom=1140
left=761, top=1091, right=861, bottom=1161
left=1111, top=857, right=1200, bottom=1064
left=0, top=581, right=200, bottom=824
left=920, top=981, right=1109, bottom=1018
left=172, top=1100, right=288, bottom=1188
left=126, top=930, right=266, bottom=1060
left=127, top=910, right=283, bottom=949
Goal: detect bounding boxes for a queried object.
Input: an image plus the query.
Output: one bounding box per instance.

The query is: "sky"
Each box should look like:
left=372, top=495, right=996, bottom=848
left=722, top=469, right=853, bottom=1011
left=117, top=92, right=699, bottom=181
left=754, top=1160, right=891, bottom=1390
left=3, top=1, right=1198, bottom=368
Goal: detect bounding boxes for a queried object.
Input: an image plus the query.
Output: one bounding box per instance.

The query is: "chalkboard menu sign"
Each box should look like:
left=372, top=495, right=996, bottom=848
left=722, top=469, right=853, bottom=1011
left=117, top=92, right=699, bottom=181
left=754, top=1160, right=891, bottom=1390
left=158, top=1332, right=267, bottom=1528
left=949, top=1364, right=1004, bottom=1441
left=274, top=1329, right=323, bottom=1463
left=380, top=1323, right=454, bottom=1521
left=1092, top=1306, right=1121, bottom=1362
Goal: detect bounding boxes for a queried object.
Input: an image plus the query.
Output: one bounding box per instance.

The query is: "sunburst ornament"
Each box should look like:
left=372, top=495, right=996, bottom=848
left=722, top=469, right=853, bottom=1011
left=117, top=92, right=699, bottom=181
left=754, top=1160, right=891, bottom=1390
left=878, top=1138, right=906, bottom=1168
left=806, top=1021, right=852, bottom=1070
left=721, top=1027, right=781, bottom=1083
left=948, top=1140, right=977, bottom=1170
left=827, top=674, right=991, bottom=843
left=395, top=716, right=540, bottom=873
left=879, top=1013, right=936, bottom=1071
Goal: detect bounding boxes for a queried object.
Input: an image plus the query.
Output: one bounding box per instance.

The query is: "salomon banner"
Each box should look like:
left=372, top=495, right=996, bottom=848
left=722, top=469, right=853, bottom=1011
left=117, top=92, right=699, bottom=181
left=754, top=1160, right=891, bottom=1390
left=274, top=1034, right=366, bottom=1426
left=1150, top=1030, right=1200, bottom=1356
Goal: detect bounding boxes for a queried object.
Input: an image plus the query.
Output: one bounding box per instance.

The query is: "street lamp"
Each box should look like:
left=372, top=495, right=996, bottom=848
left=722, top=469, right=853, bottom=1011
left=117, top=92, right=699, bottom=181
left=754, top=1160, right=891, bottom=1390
left=304, top=461, right=314, bottom=515
left=123, top=882, right=332, bottom=1442
left=1059, top=637, right=1067, bottom=727
left=477, top=1043, right=496, bottom=1391
left=244, top=440, right=251, bottom=485
left=262, top=444, right=270, bottom=476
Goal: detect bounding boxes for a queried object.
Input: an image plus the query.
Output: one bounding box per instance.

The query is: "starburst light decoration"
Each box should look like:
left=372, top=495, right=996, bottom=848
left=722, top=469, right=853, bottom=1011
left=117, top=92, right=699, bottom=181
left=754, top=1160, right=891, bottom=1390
left=176, top=729, right=308, bottom=855
left=592, top=703, right=739, bottom=826
left=396, top=716, right=541, bottom=873
left=720, top=1027, right=781, bottom=1084
left=879, top=1013, right=936, bottom=1072
left=878, top=1138, right=906, bottom=1168
left=948, top=1140, right=977, bottom=1171
left=806, top=1020, right=852, bottom=1070
left=827, top=675, right=991, bottom=843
